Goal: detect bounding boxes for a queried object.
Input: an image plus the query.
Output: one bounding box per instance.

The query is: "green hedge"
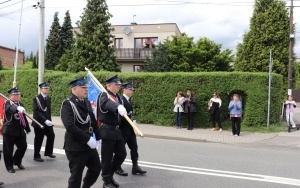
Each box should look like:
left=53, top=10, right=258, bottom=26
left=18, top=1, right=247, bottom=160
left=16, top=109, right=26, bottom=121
left=0, top=70, right=283, bottom=127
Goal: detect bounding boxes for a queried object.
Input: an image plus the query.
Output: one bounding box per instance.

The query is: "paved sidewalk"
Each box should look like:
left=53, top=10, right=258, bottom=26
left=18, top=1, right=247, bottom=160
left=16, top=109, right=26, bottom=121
left=27, top=102, right=300, bottom=145
left=48, top=116, right=279, bottom=144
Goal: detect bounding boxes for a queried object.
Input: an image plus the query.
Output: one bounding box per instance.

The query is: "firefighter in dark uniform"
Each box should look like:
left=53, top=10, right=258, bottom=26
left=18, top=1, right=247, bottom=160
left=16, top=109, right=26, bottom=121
left=97, top=75, right=127, bottom=188
left=32, top=82, right=56, bottom=162
left=60, top=77, right=101, bottom=188
left=115, top=83, right=146, bottom=176
left=2, top=87, right=31, bottom=173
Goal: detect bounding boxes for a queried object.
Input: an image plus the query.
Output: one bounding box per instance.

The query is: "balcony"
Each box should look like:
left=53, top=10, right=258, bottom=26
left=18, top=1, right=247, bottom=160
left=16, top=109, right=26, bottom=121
left=115, top=48, right=153, bottom=60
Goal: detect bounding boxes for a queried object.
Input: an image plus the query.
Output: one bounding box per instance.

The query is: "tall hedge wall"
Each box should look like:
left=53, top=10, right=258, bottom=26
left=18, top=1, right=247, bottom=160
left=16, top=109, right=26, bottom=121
left=0, top=70, right=283, bottom=127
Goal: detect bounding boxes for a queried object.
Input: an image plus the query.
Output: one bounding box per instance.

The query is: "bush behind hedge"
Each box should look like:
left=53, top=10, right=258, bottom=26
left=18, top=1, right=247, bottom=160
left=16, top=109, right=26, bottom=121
left=0, top=70, right=283, bottom=127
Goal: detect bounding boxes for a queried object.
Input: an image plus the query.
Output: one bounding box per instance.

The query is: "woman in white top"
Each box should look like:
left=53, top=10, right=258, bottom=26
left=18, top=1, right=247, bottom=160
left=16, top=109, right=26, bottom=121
left=208, top=92, right=222, bottom=132
left=173, top=91, right=185, bottom=129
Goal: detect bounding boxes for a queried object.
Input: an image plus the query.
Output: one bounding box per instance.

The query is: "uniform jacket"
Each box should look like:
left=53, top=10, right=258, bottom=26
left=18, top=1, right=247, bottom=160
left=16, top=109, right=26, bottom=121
left=121, top=95, right=135, bottom=137
left=2, top=100, right=30, bottom=137
left=60, top=94, right=101, bottom=152
left=183, top=96, right=196, bottom=113
left=32, top=94, right=52, bottom=128
left=97, top=90, right=123, bottom=141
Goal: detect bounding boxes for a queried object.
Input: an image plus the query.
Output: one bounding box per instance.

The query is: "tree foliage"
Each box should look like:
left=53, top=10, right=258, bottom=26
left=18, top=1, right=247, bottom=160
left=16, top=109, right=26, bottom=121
left=145, top=33, right=234, bottom=72
left=45, top=12, right=61, bottom=70
left=235, top=0, right=298, bottom=86
left=60, top=11, right=73, bottom=55
left=69, top=0, right=119, bottom=72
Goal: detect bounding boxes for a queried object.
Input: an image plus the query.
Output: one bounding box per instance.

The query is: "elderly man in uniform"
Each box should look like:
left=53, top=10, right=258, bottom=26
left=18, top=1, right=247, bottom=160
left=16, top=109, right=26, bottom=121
left=114, top=83, right=146, bottom=177
left=60, top=77, right=101, bottom=188
left=2, top=87, right=31, bottom=173
left=96, top=75, right=127, bottom=188
left=32, top=82, right=56, bottom=162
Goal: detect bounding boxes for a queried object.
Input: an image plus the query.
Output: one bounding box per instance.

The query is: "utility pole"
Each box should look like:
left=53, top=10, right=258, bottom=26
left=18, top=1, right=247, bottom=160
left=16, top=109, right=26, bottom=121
left=288, top=0, right=294, bottom=93
left=267, top=50, right=272, bottom=127
left=38, top=0, right=45, bottom=93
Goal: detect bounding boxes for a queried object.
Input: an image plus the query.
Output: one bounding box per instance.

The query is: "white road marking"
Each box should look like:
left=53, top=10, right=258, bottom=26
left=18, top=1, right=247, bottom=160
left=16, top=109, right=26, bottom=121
left=1, top=140, right=300, bottom=186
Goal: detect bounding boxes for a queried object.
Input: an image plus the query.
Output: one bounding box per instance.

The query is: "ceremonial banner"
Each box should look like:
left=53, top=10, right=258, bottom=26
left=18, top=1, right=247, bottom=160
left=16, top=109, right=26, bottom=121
left=0, top=95, right=6, bottom=134
left=87, top=73, right=102, bottom=118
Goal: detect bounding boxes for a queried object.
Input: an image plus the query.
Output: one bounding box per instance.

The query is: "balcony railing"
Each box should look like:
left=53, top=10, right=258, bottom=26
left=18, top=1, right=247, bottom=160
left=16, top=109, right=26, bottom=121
left=115, top=48, right=153, bottom=60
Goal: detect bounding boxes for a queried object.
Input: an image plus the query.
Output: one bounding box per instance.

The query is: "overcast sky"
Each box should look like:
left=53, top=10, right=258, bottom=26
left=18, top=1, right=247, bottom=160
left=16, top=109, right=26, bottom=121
left=0, top=0, right=300, bottom=57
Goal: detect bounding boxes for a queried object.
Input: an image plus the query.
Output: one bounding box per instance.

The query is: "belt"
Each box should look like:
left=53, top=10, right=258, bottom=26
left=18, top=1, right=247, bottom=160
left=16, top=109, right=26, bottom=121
left=101, top=123, right=119, bottom=130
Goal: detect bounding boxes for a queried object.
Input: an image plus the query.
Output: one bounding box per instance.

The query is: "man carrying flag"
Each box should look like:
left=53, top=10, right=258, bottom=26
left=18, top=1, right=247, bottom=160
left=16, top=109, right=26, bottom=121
left=97, top=75, right=127, bottom=188
left=2, top=87, right=31, bottom=173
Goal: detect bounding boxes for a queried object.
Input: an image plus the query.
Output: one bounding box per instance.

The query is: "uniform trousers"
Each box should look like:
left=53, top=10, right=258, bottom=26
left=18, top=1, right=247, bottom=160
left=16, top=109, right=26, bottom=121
left=122, top=131, right=138, bottom=165
left=34, top=126, right=55, bottom=158
left=101, top=139, right=126, bottom=178
left=3, top=134, right=27, bottom=170
left=65, top=149, right=101, bottom=188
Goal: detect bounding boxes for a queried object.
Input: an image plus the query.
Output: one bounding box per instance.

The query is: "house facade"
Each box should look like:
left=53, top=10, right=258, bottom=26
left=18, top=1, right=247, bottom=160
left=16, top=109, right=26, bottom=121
left=0, top=46, right=24, bottom=69
left=112, top=23, right=181, bottom=72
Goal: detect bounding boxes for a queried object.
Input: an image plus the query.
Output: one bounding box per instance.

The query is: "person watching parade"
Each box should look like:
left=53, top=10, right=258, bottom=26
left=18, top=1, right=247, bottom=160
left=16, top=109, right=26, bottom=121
left=60, top=77, right=101, bottom=188
left=32, top=82, right=56, bottom=162
left=2, top=87, right=31, bottom=173
left=96, top=75, right=127, bottom=188
left=114, top=82, right=146, bottom=177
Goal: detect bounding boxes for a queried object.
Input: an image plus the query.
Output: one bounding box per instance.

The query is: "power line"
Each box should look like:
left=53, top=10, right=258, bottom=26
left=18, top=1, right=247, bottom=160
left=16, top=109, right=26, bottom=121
left=0, top=0, right=23, bottom=10
left=0, top=0, right=11, bottom=5
left=0, top=6, right=33, bottom=17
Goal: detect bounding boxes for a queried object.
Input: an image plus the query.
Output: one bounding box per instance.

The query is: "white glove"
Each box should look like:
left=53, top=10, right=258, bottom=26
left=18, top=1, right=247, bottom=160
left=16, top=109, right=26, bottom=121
left=17, top=106, right=25, bottom=113
left=117, top=105, right=127, bottom=116
left=133, top=120, right=137, bottom=125
left=44, top=120, right=53, bottom=127
left=87, top=137, right=97, bottom=149
left=96, top=140, right=102, bottom=149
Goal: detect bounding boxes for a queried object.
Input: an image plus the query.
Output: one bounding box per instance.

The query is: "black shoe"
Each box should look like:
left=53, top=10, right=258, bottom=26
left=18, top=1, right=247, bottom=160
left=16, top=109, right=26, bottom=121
left=114, top=168, right=128, bottom=176
left=110, top=177, right=119, bottom=188
left=14, top=164, right=25, bottom=170
left=0, top=181, right=3, bottom=185
left=132, top=166, right=147, bottom=175
left=102, top=178, right=116, bottom=188
left=34, top=157, right=44, bottom=162
left=45, top=154, right=56, bottom=158
left=8, top=168, right=15, bottom=173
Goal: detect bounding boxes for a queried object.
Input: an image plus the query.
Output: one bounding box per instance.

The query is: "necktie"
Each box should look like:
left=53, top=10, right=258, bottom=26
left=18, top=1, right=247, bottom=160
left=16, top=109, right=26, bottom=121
left=44, top=96, right=47, bottom=101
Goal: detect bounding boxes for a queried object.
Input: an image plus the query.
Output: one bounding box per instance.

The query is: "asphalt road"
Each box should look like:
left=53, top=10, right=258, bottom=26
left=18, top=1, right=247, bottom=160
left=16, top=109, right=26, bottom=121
left=0, top=127, right=300, bottom=188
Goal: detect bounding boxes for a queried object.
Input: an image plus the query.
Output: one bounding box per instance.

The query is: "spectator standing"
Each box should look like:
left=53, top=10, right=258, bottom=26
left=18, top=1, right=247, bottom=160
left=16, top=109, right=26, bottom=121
left=208, top=92, right=222, bottom=132
left=228, top=94, right=242, bottom=136
left=285, top=95, right=297, bottom=128
left=173, top=91, right=185, bottom=129
left=183, top=89, right=196, bottom=130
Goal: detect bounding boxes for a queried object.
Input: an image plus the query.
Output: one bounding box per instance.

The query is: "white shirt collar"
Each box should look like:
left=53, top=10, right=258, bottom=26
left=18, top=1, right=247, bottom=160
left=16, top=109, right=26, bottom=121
left=123, top=94, right=130, bottom=102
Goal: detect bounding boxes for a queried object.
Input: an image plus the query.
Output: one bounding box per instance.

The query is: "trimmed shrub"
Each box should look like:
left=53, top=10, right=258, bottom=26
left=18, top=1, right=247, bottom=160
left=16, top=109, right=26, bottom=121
left=0, top=70, right=282, bottom=127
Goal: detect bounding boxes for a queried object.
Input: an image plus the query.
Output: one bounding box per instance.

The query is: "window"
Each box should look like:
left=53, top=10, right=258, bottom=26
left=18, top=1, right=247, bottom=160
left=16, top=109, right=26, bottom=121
left=134, top=65, right=143, bottom=72
left=115, top=38, right=123, bottom=48
left=134, top=37, right=158, bottom=49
